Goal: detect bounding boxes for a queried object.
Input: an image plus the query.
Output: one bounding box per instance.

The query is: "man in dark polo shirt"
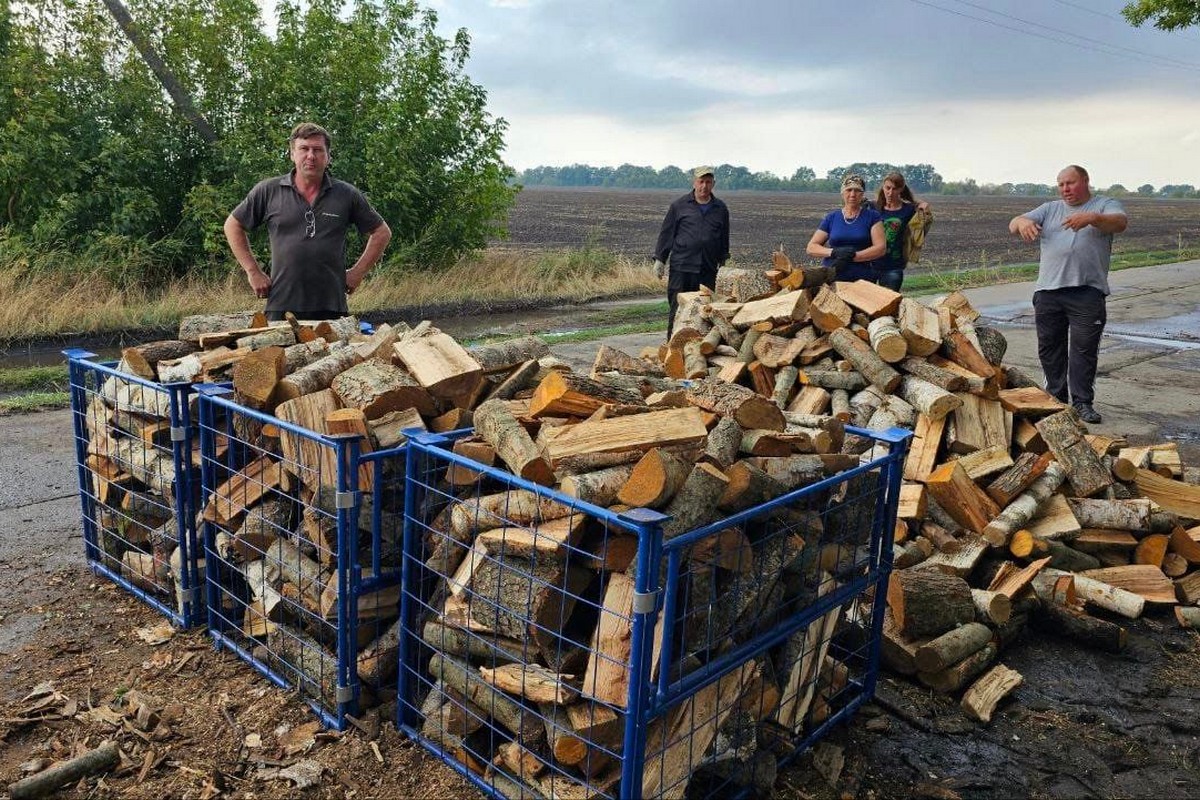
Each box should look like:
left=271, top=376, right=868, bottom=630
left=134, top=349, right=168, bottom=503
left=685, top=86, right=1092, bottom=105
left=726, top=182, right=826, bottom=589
left=224, top=122, right=392, bottom=321
left=653, top=166, right=730, bottom=339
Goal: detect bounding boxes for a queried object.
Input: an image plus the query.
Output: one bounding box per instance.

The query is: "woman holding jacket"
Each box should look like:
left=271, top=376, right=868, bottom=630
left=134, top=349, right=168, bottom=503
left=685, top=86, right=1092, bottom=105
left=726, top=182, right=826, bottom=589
left=806, top=174, right=885, bottom=282
left=873, top=171, right=931, bottom=291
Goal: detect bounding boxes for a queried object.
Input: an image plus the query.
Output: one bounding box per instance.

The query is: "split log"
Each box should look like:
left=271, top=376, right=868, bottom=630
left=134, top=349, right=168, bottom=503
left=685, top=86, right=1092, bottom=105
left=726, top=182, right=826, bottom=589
left=312, top=316, right=360, bottom=342
left=886, top=567, right=975, bottom=638
left=701, top=416, right=743, bottom=469
left=1036, top=409, right=1112, bottom=497
left=940, top=329, right=997, bottom=380
left=898, top=357, right=968, bottom=392
left=718, top=461, right=788, bottom=513
left=898, top=376, right=961, bottom=421
left=473, top=399, right=554, bottom=485
left=684, top=380, right=785, bottom=431
left=266, top=539, right=328, bottom=611
left=420, top=618, right=527, bottom=667
left=282, top=339, right=331, bottom=373
left=276, top=347, right=363, bottom=401
left=954, top=445, right=1013, bottom=481
left=961, top=664, right=1023, bottom=723
left=809, top=284, right=852, bottom=332
left=1067, top=498, right=1152, bottom=531
left=1133, top=534, right=1169, bottom=568
left=985, top=452, right=1052, bottom=508
left=470, top=336, right=551, bottom=374
left=867, top=316, right=908, bottom=363
left=828, top=327, right=901, bottom=393
left=1042, top=567, right=1145, bottom=619
left=947, top=394, right=1008, bottom=455
left=236, top=327, right=296, bottom=350
left=616, top=448, right=693, bottom=509
left=448, top=489, right=574, bottom=546
left=331, top=360, right=437, bottom=419
left=835, top=280, right=902, bottom=318
left=479, top=663, right=577, bottom=706
left=897, top=298, right=941, bottom=357
left=971, top=589, right=1012, bottom=625
left=230, top=346, right=287, bottom=408
left=918, top=642, right=998, bottom=694
left=369, top=407, right=426, bottom=448
left=429, top=652, right=546, bottom=748
left=1177, top=606, right=1200, bottom=628
left=661, top=462, right=730, bottom=540
left=1133, top=468, right=1200, bottom=519
left=559, top=464, right=636, bottom=506
left=904, top=414, right=947, bottom=482
left=394, top=332, right=484, bottom=409
left=529, top=371, right=644, bottom=418
left=538, top=407, right=709, bottom=467
left=997, top=387, right=1066, bottom=416
left=982, top=462, right=1068, bottom=547
left=730, top=291, right=809, bottom=329
left=121, top=340, right=199, bottom=380
left=914, top=622, right=992, bottom=673
left=754, top=332, right=811, bottom=369
left=923, top=460, right=1001, bottom=536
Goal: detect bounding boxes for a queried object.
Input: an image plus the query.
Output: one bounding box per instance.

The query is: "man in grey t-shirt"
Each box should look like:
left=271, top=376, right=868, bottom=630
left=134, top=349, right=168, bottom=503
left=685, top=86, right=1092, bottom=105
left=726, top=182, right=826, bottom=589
left=1009, top=165, right=1127, bottom=424
left=224, top=122, right=392, bottom=321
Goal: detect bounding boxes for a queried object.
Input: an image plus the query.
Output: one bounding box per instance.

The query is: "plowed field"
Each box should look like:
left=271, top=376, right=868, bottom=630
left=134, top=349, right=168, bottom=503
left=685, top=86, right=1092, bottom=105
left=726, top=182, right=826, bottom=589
left=498, top=187, right=1200, bottom=270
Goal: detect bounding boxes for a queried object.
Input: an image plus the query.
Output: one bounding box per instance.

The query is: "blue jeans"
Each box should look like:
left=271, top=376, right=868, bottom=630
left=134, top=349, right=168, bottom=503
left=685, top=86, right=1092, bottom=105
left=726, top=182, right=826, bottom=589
left=874, top=268, right=904, bottom=292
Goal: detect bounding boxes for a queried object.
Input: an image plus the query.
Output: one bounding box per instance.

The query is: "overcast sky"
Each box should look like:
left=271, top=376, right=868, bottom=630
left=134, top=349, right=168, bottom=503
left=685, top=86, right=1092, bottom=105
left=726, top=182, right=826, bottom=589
left=407, top=0, right=1200, bottom=188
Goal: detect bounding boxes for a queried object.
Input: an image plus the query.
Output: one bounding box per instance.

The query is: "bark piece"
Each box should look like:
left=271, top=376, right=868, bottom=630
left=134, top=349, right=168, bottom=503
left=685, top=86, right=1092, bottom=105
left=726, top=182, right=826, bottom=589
left=1036, top=409, right=1112, bottom=497
left=961, top=664, right=1023, bottom=723
left=986, top=452, right=1052, bottom=508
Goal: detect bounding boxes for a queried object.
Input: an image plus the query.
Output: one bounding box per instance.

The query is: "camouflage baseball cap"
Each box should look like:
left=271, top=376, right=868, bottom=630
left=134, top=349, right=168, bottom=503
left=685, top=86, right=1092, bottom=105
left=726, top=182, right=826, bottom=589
left=693, top=166, right=715, bottom=179
left=841, top=173, right=866, bottom=191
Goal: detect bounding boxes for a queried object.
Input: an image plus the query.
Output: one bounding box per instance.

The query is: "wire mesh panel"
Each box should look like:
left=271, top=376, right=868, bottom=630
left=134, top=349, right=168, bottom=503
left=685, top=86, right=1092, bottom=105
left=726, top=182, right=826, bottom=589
left=397, top=426, right=909, bottom=800
left=196, top=385, right=406, bottom=729
left=65, top=349, right=204, bottom=627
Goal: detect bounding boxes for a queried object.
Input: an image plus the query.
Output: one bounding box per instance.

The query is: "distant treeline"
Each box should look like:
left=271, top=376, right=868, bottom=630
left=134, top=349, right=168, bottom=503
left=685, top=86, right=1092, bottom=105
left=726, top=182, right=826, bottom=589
left=517, top=162, right=1200, bottom=199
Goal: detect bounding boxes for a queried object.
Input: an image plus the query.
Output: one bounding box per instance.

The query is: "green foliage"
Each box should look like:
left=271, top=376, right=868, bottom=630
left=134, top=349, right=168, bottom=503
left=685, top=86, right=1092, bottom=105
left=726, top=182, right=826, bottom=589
left=0, top=0, right=516, bottom=284
left=1122, top=0, right=1200, bottom=30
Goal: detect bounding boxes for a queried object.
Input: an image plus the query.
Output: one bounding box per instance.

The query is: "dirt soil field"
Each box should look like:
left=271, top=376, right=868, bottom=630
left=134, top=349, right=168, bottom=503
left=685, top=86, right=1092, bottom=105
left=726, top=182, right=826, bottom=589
left=499, top=187, right=1200, bottom=272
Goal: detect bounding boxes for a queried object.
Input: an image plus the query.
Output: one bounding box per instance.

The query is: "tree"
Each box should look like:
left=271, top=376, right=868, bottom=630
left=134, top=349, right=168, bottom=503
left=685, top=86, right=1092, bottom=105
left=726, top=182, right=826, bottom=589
left=1, top=0, right=517, bottom=282
left=1107, top=184, right=1129, bottom=197
left=1122, top=0, right=1200, bottom=30
left=1138, top=183, right=1157, bottom=195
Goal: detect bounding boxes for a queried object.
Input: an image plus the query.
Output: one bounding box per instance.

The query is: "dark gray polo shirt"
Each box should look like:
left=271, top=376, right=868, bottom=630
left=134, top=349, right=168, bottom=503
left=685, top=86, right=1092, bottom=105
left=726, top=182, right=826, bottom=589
left=232, top=170, right=386, bottom=315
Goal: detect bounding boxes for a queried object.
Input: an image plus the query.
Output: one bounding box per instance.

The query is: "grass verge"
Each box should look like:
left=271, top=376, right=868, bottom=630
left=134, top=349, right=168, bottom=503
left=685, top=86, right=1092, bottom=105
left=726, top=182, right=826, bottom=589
left=0, top=391, right=70, bottom=415
left=0, top=364, right=69, bottom=392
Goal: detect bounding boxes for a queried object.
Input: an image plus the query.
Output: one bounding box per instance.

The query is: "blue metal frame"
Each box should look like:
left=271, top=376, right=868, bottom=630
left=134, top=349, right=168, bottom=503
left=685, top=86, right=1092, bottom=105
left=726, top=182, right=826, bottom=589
left=396, top=423, right=911, bottom=799
left=63, top=349, right=204, bottom=627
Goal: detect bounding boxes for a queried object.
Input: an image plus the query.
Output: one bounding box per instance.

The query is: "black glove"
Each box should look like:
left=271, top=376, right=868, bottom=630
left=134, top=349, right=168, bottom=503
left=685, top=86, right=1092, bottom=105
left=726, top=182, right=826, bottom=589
left=829, top=246, right=857, bottom=264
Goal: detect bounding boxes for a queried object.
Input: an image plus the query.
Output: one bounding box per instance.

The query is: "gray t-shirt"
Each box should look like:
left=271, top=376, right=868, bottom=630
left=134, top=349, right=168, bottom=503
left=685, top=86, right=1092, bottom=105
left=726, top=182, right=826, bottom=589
left=232, top=170, right=385, bottom=315
left=1023, top=196, right=1125, bottom=295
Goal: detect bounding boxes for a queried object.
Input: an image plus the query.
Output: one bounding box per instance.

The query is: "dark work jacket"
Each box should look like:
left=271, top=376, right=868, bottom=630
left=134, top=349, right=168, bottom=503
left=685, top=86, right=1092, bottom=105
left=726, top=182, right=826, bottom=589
left=654, top=192, right=730, bottom=274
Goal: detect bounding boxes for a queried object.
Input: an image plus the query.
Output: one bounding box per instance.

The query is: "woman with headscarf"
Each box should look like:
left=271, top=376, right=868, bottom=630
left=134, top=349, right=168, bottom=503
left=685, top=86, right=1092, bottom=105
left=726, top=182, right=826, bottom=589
left=806, top=174, right=885, bottom=282
left=873, top=171, right=931, bottom=291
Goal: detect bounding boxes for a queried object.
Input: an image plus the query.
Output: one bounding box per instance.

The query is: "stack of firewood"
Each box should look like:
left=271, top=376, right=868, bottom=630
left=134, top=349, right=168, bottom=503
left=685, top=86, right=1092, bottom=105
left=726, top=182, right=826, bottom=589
left=652, top=255, right=1200, bottom=724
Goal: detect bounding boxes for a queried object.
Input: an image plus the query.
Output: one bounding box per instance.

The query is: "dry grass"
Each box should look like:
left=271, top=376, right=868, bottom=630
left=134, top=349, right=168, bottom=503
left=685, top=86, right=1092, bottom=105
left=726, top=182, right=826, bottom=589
left=0, top=250, right=661, bottom=341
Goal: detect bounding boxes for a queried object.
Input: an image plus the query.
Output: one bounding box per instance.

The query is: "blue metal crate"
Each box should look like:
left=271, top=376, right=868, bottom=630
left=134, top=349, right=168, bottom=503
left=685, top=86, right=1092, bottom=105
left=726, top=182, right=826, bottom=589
left=195, top=385, right=407, bottom=729
left=64, top=349, right=205, bottom=627
left=397, top=426, right=909, bottom=799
